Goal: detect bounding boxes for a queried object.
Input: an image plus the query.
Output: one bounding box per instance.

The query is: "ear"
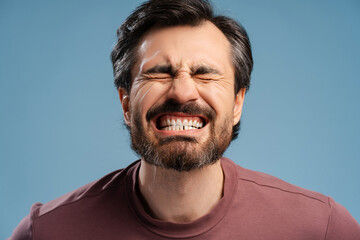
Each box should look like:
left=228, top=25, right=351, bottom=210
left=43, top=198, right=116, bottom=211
left=233, top=88, right=246, bottom=126
left=118, top=88, right=131, bottom=126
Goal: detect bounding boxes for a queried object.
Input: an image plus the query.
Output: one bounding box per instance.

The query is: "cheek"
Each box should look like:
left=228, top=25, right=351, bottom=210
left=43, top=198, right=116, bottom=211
left=130, top=82, right=170, bottom=119
left=197, top=84, right=235, bottom=117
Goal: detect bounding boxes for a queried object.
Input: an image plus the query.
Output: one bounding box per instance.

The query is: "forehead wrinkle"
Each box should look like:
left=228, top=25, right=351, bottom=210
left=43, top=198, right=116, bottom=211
left=138, top=50, right=162, bottom=74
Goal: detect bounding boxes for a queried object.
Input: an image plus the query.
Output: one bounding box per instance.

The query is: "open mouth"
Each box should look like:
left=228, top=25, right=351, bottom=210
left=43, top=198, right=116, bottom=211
left=155, top=114, right=207, bottom=131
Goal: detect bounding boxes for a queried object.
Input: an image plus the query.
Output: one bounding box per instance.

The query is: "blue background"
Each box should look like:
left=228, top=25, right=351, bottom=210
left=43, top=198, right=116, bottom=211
left=1, top=0, right=359, bottom=238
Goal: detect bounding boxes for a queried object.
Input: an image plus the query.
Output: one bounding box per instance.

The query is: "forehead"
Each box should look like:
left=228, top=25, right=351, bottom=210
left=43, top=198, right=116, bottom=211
left=134, top=21, right=233, bottom=73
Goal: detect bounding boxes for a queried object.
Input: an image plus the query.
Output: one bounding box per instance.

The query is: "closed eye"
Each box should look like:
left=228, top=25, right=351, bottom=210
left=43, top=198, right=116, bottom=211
left=137, top=73, right=172, bottom=85
left=141, top=64, right=174, bottom=81
left=191, top=66, right=221, bottom=81
left=143, top=73, right=172, bottom=79
left=194, top=75, right=216, bottom=80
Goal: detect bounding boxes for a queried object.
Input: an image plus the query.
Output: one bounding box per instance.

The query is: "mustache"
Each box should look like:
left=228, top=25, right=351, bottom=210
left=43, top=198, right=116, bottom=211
left=146, top=99, right=216, bottom=122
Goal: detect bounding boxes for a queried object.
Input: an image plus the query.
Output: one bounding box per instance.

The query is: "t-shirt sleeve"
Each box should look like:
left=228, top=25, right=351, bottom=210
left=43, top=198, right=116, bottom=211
left=325, top=198, right=360, bottom=240
left=8, top=203, right=42, bottom=240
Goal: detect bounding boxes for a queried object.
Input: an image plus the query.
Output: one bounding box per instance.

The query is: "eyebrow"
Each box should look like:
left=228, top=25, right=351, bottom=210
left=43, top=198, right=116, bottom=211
left=143, top=64, right=221, bottom=75
left=191, top=66, right=221, bottom=75
left=144, top=64, right=173, bottom=74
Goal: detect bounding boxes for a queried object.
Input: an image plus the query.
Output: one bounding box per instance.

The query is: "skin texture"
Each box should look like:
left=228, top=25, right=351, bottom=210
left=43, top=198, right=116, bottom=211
left=119, top=21, right=245, bottom=222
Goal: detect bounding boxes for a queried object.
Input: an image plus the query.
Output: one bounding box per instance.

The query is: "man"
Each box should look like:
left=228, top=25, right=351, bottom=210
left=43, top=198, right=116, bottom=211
left=10, top=0, right=360, bottom=239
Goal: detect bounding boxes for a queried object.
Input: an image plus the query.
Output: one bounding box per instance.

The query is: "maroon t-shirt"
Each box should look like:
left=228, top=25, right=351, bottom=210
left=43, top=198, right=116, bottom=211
left=9, top=158, right=360, bottom=239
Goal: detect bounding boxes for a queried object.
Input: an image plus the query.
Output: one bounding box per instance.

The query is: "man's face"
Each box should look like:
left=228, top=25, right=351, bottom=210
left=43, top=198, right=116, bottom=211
left=119, top=21, right=245, bottom=171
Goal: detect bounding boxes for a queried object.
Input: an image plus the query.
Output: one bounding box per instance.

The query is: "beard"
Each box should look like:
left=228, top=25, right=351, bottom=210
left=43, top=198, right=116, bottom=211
left=129, top=99, right=233, bottom=172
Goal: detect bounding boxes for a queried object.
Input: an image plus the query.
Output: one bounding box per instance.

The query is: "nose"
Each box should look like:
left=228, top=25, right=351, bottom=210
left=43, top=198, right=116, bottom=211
left=166, top=73, right=199, bottom=104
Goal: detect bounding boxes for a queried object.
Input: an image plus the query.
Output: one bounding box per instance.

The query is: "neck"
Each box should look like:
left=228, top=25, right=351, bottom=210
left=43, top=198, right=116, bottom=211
left=137, top=159, right=224, bottom=223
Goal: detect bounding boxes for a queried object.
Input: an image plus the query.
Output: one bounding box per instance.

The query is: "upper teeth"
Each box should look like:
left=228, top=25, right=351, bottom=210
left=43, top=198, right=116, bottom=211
left=161, top=119, right=204, bottom=131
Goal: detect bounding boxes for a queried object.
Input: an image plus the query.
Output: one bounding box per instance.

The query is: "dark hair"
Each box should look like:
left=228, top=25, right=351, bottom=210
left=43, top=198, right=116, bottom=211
left=111, top=0, right=253, bottom=140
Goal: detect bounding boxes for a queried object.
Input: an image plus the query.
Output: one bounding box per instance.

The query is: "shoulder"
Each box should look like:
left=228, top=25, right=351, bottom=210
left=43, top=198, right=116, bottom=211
left=8, top=160, right=140, bottom=240
left=222, top=157, right=329, bottom=204
left=34, top=167, right=128, bottom=218
left=235, top=161, right=329, bottom=204
left=223, top=157, right=360, bottom=239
